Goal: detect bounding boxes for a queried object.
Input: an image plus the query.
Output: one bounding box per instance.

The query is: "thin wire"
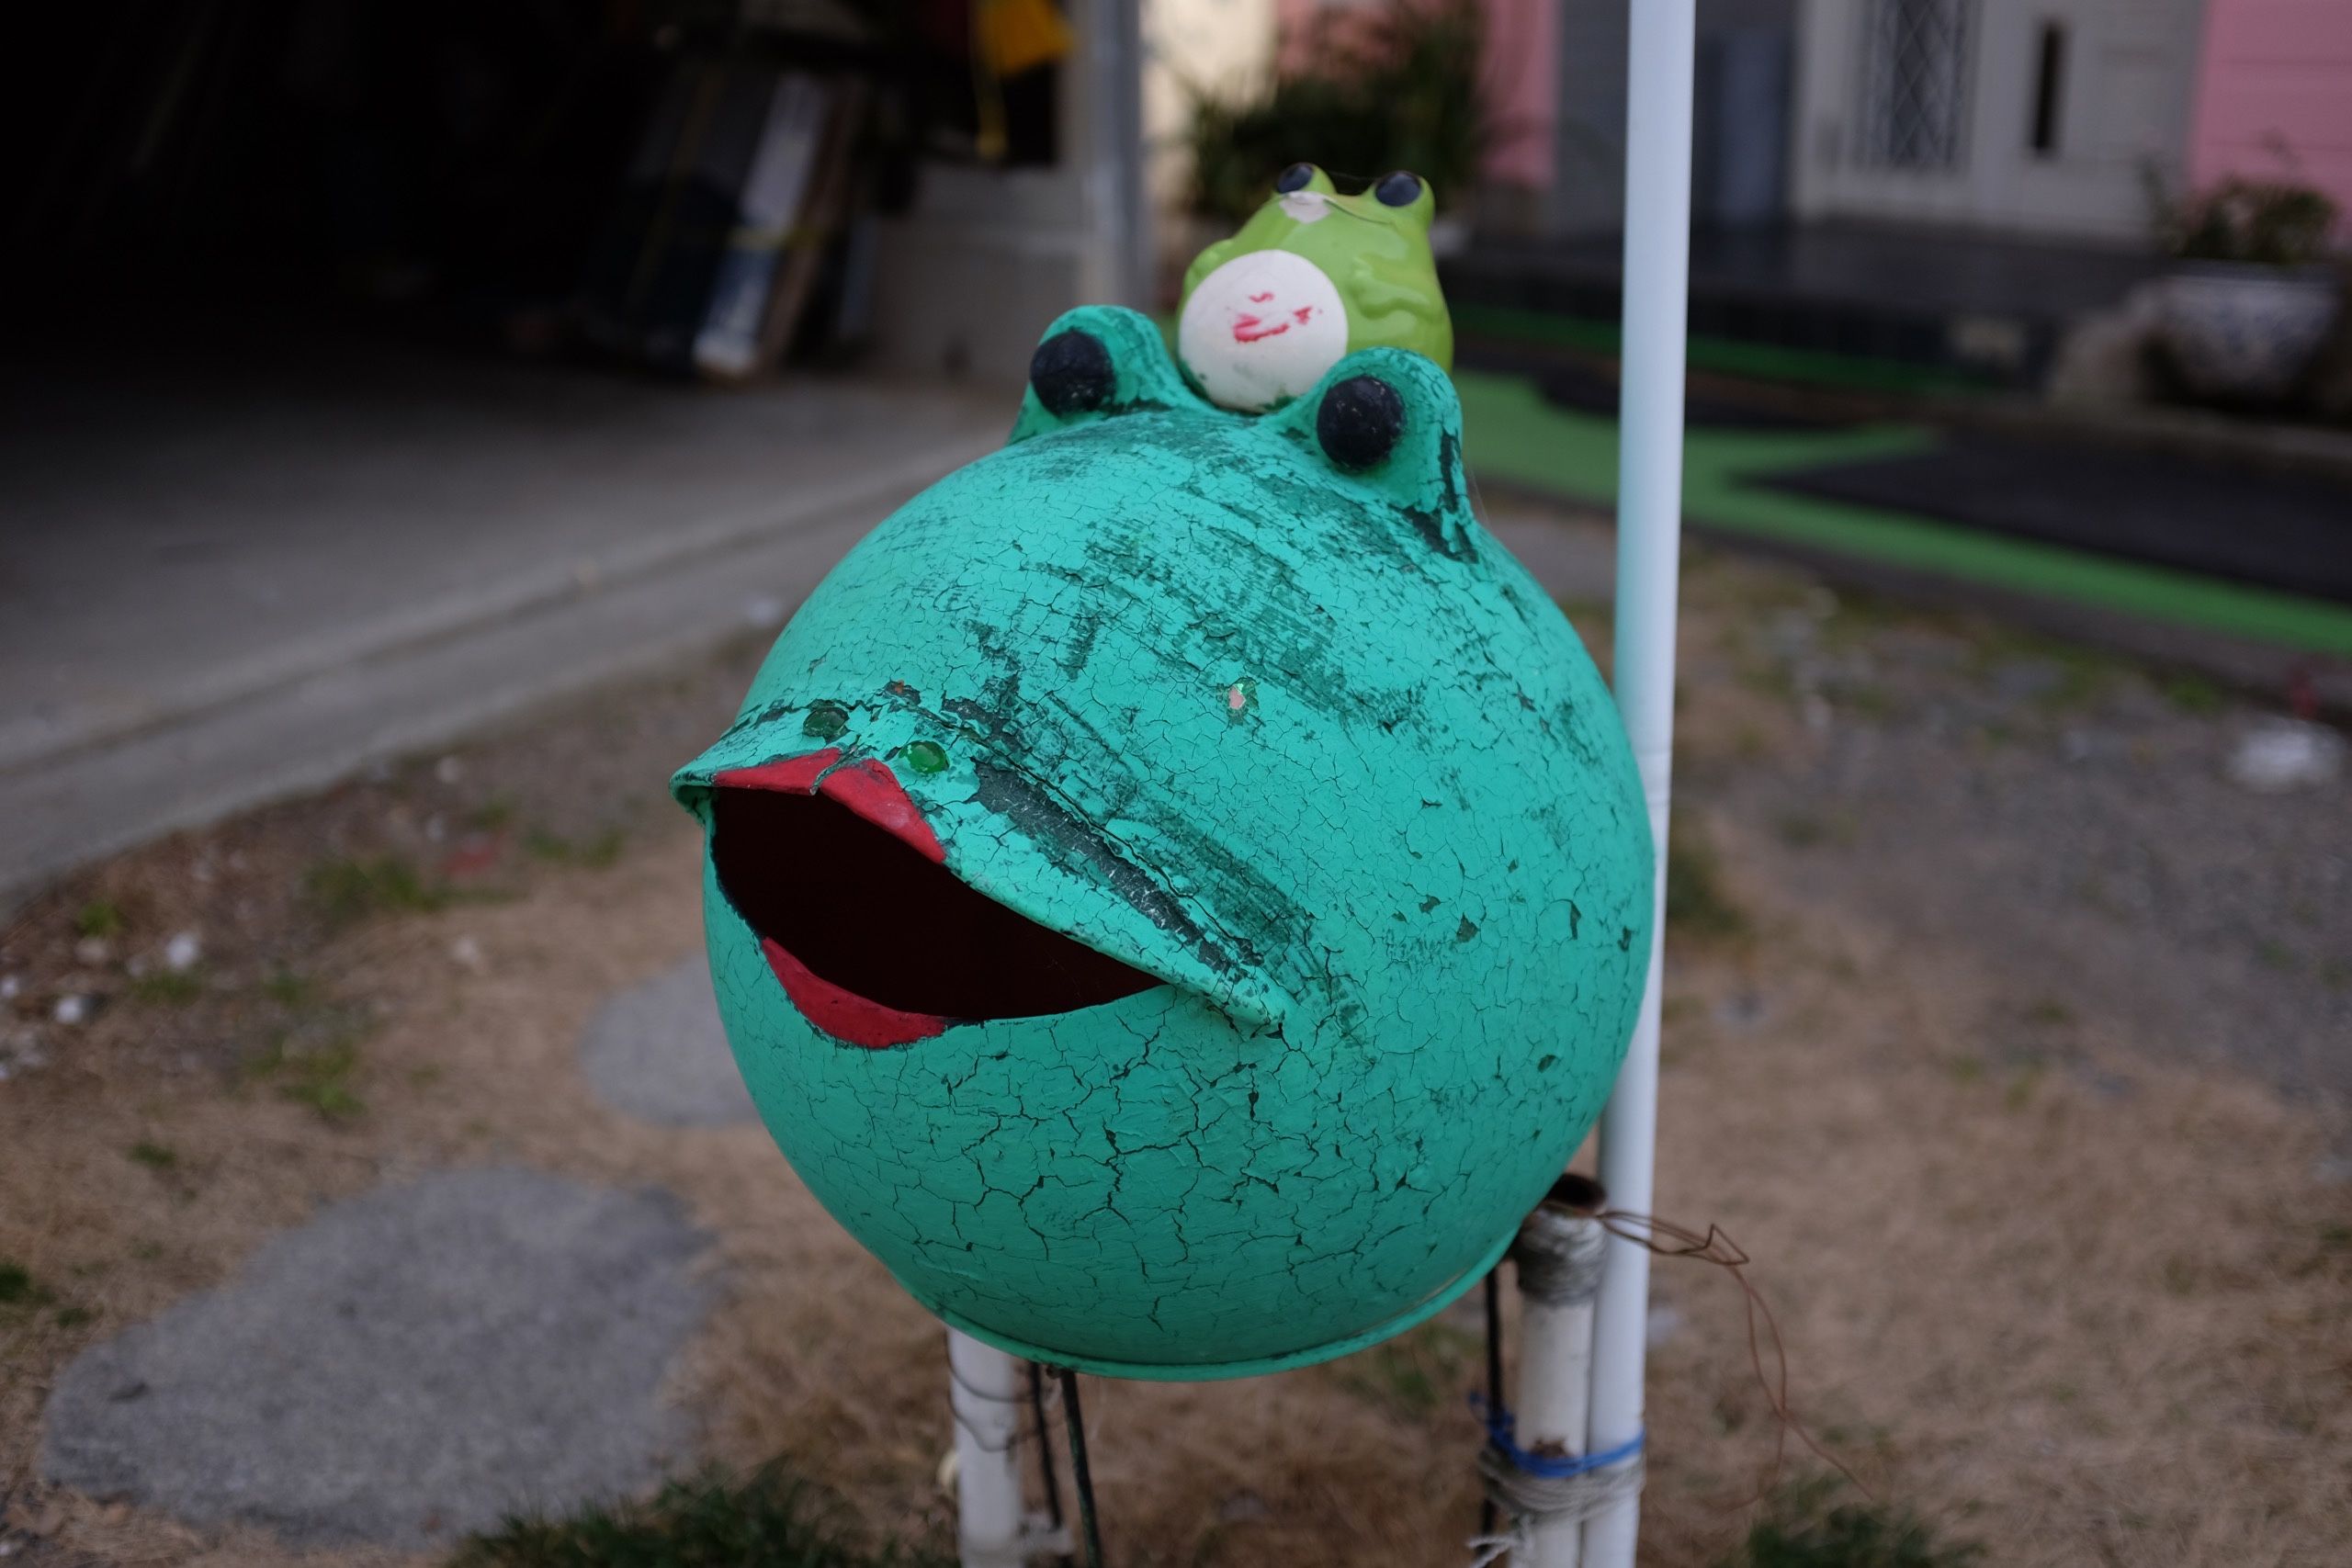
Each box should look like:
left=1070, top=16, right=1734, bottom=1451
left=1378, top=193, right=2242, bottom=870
left=1030, top=1361, right=1075, bottom=1568
left=947, top=1354, right=1030, bottom=1454
left=1598, top=1209, right=1873, bottom=1504
left=1470, top=1198, right=1871, bottom=1540
left=1471, top=1437, right=1646, bottom=1559
left=949, top=1406, right=1026, bottom=1455
left=1057, top=1367, right=1106, bottom=1568
left=947, top=1357, right=1029, bottom=1404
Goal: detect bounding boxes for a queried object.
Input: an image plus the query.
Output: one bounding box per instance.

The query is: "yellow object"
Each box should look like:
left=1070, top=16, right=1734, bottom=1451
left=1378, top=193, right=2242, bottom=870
left=977, top=0, right=1074, bottom=78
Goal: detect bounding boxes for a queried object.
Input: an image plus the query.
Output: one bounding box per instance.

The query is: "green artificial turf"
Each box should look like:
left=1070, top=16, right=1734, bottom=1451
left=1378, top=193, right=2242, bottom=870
left=1453, top=304, right=1998, bottom=397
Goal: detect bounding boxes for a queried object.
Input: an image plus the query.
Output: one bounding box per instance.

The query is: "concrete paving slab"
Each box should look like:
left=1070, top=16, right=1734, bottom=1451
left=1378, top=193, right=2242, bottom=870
left=40, top=1168, right=715, bottom=1551
left=0, top=446, right=989, bottom=898
left=0, top=321, right=1001, bottom=899
left=0, top=324, right=996, bottom=773
left=581, top=957, right=757, bottom=1128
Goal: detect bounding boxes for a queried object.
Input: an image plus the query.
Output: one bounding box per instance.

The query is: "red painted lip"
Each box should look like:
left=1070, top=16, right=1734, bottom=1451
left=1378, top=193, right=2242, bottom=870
left=757, top=936, right=946, bottom=1050
left=715, top=750, right=945, bottom=863
left=1230, top=312, right=1291, bottom=344
left=713, top=750, right=948, bottom=1048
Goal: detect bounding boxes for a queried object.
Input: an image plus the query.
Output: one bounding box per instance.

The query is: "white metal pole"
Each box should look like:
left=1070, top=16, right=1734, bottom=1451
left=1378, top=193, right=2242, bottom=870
left=1512, top=1194, right=1610, bottom=1567
left=1079, top=0, right=1150, bottom=308
left=1583, top=3, right=1697, bottom=1566
left=949, top=1329, right=1029, bottom=1568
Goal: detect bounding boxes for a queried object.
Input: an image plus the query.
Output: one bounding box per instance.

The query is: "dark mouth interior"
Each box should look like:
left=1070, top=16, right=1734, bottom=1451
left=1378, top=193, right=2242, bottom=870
left=712, top=787, right=1162, bottom=1021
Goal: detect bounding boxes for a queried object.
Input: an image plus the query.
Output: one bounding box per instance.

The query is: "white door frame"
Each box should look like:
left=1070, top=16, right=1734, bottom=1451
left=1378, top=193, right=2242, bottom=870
left=1792, top=0, right=2202, bottom=241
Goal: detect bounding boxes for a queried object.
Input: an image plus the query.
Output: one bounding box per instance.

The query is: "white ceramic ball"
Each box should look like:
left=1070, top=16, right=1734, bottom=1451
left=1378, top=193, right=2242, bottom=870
left=1178, top=249, right=1350, bottom=413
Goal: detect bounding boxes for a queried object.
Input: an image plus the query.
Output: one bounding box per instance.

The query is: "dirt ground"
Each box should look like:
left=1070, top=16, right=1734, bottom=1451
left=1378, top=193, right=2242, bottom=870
left=3, top=509, right=2347, bottom=1568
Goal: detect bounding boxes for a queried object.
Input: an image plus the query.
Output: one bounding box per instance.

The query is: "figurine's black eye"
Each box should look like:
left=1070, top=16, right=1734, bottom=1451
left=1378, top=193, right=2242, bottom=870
left=1374, top=171, right=1423, bottom=208
left=1029, top=329, right=1114, bottom=416
left=1317, top=375, right=1406, bottom=470
left=1275, top=162, right=1317, bottom=194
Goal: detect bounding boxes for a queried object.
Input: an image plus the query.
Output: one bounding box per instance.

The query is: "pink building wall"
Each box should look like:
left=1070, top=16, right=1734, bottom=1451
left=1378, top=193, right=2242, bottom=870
left=2189, top=0, right=2352, bottom=232
left=1476, top=0, right=1558, bottom=187
left=1272, top=0, right=1557, bottom=189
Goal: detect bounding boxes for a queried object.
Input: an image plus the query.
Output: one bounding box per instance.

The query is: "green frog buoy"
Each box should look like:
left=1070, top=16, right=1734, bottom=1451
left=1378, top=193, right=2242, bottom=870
left=1177, top=163, right=1453, bottom=413
left=675, top=248, right=1647, bottom=1380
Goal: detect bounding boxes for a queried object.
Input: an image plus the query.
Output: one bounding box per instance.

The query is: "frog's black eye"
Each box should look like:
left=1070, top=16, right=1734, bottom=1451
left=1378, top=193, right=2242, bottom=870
left=1030, top=329, right=1114, bottom=416
left=1374, top=171, right=1423, bottom=208
left=1317, top=375, right=1406, bottom=470
left=1275, top=162, right=1317, bottom=195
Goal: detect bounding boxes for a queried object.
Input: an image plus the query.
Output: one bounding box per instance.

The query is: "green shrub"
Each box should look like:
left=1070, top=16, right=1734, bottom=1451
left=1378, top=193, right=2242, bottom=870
left=449, top=1466, right=944, bottom=1568
left=1732, top=1481, right=1980, bottom=1568
left=2153, top=169, right=2338, bottom=267
left=1183, top=0, right=1494, bottom=225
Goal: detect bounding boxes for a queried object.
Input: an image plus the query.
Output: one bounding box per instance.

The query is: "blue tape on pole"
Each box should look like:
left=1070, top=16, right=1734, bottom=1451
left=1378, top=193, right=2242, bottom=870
left=1471, top=1394, right=1646, bottom=1479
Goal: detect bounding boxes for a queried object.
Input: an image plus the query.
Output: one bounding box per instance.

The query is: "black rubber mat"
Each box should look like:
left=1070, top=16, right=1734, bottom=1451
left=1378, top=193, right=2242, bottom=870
left=1760, top=436, right=2352, bottom=604
left=1532, top=363, right=1841, bottom=432
left=1454, top=340, right=1849, bottom=432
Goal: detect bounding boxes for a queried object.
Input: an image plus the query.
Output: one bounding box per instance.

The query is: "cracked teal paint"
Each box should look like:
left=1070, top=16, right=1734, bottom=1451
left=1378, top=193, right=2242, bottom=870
left=673, top=306, right=1653, bottom=1380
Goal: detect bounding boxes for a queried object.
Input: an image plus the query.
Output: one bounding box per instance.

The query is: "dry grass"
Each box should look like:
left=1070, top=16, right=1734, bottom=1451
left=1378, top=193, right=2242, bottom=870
left=5, top=815, right=2346, bottom=1567
left=3, top=544, right=2347, bottom=1568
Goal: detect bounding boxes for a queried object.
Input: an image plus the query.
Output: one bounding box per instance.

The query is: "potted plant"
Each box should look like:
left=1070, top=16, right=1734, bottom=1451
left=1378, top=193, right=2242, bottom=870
left=1180, top=0, right=1495, bottom=253
left=2150, top=169, right=2342, bottom=404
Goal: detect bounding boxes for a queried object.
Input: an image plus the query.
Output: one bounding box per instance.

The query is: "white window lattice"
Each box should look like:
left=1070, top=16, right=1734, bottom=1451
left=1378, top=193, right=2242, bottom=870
left=1857, top=0, right=1973, bottom=171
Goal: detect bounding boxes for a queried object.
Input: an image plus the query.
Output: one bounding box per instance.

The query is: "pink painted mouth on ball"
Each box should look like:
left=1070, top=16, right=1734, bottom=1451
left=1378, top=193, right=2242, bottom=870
left=711, top=750, right=1158, bottom=1049
left=1230, top=302, right=1317, bottom=344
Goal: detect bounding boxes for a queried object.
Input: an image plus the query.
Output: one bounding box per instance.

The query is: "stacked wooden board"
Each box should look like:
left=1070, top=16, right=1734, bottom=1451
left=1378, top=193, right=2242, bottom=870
left=582, top=59, right=869, bottom=381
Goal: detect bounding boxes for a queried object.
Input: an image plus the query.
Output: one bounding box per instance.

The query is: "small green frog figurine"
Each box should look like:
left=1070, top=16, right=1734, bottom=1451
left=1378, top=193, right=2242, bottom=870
left=1177, top=163, right=1453, bottom=413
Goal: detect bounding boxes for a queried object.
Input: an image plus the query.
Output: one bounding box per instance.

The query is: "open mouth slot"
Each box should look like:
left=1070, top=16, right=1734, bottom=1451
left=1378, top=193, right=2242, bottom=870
left=712, top=785, right=1162, bottom=1032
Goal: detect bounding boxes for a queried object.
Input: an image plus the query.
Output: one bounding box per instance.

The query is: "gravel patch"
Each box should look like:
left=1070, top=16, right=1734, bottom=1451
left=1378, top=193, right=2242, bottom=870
left=40, top=1168, right=715, bottom=1551
left=580, top=956, right=757, bottom=1128
left=1692, top=585, right=2352, bottom=1099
